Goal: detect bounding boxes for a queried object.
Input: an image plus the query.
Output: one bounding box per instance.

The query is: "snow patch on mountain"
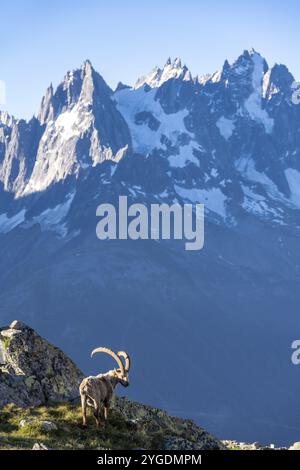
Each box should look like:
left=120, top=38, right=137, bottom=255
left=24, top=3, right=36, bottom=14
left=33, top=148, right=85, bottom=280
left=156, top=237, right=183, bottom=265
left=244, top=53, right=274, bottom=133
left=0, top=210, right=26, bottom=233
left=114, top=86, right=193, bottom=155
left=174, top=185, right=227, bottom=218
left=134, top=58, right=191, bottom=89
left=24, top=105, right=92, bottom=194
left=216, top=116, right=235, bottom=140
left=54, top=104, right=92, bottom=142
left=242, top=185, right=284, bottom=221
left=242, top=185, right=265, bottom=202
left=242, top=195, right=283, bottom=221
left=285, top=168, right=300, bottom=208
left=236, top=157, right=287, bottom=204
left=262, top=69, right=280, bottom=100
left=28, top=191, right=75, bottom=236
left=168, top=142, right=200, bottom=168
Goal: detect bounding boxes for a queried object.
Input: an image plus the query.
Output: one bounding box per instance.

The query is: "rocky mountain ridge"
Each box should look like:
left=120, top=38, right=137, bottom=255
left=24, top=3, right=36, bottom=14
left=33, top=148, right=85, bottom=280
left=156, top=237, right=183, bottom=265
left=1, top=49, right=300, bottom=229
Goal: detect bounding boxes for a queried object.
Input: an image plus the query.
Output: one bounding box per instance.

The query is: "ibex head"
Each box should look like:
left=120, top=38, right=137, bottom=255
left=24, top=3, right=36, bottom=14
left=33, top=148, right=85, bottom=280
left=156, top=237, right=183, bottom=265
left=91, top=347, right=131, bottom=387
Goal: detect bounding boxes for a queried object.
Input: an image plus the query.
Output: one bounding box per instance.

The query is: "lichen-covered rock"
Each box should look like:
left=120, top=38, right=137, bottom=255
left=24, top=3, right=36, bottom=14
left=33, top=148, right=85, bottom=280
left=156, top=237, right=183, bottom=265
left=164, top=436, right=204, bottom=450
left=40, top=421, right=58, bottom=432
left=9, top=321, right=27, bottom=331
left=0, top=369, right=42, bottom=407
left=19, top=418, right=58, bottom=432
left=0, top=320, right=84, bottom=407
left=222, top=439, right=287, bottom=450
left=114, top=397, right=225, bottom=450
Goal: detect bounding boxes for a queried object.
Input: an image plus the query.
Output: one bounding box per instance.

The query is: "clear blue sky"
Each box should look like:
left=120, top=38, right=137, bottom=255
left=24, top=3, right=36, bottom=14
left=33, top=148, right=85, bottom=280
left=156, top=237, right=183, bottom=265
left=1, top=0, right=300, bottom=120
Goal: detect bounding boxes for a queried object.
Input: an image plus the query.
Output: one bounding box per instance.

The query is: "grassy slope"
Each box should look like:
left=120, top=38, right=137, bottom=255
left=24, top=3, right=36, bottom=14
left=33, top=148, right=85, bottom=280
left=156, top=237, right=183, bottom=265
left=0, top=402, right=168, bottom=450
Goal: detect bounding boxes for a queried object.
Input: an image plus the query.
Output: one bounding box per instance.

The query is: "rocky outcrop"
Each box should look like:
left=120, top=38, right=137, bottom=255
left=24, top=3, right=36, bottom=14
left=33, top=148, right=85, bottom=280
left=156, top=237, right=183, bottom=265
left=222, top=440, right=290, bottom=450
left=0, top=320, right=84, bottom=407
left=0, top=320, right=224, bottom=450
left=289, top=442, right=300, bottom=450
left=114, top=396, right=225, bottom=450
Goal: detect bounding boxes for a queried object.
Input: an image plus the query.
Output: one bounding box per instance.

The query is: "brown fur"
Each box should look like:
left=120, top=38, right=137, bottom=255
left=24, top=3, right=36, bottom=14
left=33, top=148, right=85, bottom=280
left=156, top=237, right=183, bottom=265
left=79, top=369, right=129, bottom=427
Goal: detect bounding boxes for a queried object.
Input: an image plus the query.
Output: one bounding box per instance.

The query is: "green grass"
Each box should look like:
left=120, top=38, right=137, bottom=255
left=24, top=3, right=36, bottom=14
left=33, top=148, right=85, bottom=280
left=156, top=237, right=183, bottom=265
left=0, top=336, right=11, bottom=351
left=0, top=402, right=165, bottom=450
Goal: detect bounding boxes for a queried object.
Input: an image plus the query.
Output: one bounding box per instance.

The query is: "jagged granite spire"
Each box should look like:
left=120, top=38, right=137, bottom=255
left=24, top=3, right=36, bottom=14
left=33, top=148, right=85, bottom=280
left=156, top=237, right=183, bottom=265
left=134, top=57, right=193, bottom=89
left=24, top=61, right=131, bottom=194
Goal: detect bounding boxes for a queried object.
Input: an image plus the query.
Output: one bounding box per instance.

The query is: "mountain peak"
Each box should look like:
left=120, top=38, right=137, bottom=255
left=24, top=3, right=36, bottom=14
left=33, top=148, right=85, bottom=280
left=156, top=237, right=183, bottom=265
left=238, top=48, right=266, bottom=63
left=81, top=59, right=94, bottom=75
left=134, top=57, right=192, bottom=89
left=38, top=83, right=55, bottom=124
left=173, top=57, right=182, bottom=68
left=0, top=110, right=15, bottom=127
left=240, top=48, right=261, bottom=59
left=249, top=47, right=258, bottom=55
left=219, top=48, right=268, bottom=83
left=115, top=81, right=131, bottom=92
left=262, top=62, right=295, bottom=99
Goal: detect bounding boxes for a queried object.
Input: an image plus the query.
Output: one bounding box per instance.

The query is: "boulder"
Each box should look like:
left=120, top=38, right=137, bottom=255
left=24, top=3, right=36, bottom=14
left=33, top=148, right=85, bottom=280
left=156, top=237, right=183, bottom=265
left=289, top=441, right=300, bottom=450
left=32, top=443, right=50, bottom=450
left=40, top=421, right=58, bottom=432
left=10, top=320, right=27, bottom=330
left=19, top=418, right=58, bottom=432
left=0, top=321, right=84, bottom=407
left=19, top=419, right=32, bottom=428
left=115, top=396, right=225, bottom=450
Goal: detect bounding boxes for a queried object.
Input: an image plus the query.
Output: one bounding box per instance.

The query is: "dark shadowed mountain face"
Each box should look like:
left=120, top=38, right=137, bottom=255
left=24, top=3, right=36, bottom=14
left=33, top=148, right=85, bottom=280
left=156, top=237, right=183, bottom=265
left=1, top=49, right=300, bottom=445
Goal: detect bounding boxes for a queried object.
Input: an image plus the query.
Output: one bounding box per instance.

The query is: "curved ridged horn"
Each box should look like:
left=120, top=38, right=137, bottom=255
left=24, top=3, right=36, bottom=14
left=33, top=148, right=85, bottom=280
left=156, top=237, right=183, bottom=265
left=91, top=347, right=125, bottom=376
left=117, top=351, right=131, bottom=372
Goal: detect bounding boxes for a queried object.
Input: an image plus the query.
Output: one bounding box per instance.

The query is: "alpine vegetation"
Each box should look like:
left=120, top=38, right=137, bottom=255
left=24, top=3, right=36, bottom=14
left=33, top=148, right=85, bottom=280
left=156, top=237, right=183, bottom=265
left=96, top=196, right=204, bottom=251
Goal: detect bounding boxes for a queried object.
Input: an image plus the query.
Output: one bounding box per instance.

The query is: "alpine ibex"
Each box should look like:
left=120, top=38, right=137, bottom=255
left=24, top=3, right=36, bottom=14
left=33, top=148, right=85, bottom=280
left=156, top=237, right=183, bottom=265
left=79, top=347, right=131, bottom=428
